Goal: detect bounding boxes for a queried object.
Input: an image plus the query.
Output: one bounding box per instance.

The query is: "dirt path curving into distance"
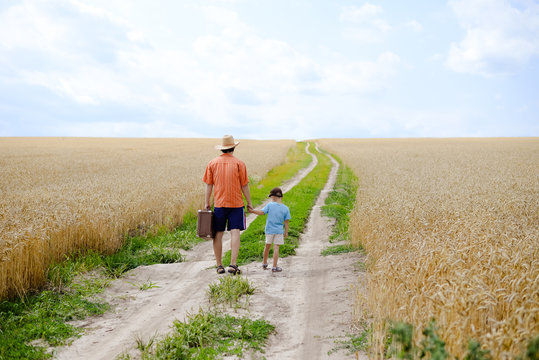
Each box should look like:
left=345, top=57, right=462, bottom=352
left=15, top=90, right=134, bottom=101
left=55, top=143, right=367, bottom=360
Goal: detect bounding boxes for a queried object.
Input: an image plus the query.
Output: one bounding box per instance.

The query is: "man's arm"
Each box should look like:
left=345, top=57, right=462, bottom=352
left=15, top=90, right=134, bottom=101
left=205, top=183, right=213, bottom=210
left=241, top=184, right=253, bottom=211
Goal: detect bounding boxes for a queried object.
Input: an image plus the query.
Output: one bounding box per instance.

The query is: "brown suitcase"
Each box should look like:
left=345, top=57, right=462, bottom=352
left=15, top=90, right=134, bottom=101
left=197, top=210, right=215, bottom=239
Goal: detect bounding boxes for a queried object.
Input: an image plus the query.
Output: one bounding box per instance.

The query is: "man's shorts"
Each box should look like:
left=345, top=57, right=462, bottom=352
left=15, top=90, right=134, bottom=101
left=213, top=207, right=246, bottom=232
left=265, top=234, right=284, bottom=245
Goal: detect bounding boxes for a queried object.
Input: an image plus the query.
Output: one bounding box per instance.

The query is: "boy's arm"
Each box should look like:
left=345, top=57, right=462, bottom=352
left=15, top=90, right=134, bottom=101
left=250, top=209, right=265, bottom=215
left=284, top=219, right=289, bottom=239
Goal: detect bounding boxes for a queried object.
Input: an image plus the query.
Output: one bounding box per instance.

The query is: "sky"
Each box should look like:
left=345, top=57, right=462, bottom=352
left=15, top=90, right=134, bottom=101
left=0, top=0, right=538, bottom=140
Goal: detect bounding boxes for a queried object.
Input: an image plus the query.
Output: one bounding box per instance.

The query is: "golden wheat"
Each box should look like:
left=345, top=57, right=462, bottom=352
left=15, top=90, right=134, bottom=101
left=317, top=138, right=539, bottom=359
left=0, top=137, right=294, bottom=299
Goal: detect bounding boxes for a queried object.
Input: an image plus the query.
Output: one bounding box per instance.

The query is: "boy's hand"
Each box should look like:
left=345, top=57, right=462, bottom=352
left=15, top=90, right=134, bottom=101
left=249, top=208, right=264, bottom=216
left=284, top=232, right=288, bottom=239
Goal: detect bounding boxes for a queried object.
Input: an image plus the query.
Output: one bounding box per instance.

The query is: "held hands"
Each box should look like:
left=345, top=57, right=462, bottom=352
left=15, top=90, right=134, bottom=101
left=247, top=205, right=264, bottom=216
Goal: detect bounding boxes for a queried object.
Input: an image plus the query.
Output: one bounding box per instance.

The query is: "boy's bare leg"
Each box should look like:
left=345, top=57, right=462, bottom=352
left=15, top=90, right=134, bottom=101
left=229, top=229, right=241, bottom=265
left=263, top=244, right=271, bottom=265
left=273, top=244, right=280, bottom=267
left=213, top=231, right=224, bottom=266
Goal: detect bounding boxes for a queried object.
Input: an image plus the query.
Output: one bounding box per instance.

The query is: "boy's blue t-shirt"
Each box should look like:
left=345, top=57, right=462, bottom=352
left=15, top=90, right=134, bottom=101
left=262, top=201, right=291, bottom=234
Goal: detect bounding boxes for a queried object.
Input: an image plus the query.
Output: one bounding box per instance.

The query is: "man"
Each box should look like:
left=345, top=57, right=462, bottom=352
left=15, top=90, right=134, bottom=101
left=203, top=135, right=254, bottom=275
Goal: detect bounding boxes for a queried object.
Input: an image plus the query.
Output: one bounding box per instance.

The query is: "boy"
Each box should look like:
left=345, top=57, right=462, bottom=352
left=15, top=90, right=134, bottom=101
left=249, top=187, right=291, bottom=272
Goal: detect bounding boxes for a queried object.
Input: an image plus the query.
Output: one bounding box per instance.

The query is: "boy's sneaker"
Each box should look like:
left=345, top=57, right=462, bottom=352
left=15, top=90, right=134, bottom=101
left=272, top=266, right=282, bottom=272
left=262, top=264, right=268, bottom=270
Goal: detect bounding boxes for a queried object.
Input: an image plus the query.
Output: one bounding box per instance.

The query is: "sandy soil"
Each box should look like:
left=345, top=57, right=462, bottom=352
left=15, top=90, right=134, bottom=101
left=54, top=144, right=367, bottom=360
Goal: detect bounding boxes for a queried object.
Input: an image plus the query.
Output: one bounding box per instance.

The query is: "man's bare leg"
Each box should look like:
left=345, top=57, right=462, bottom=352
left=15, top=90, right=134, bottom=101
left=229, top=229, right=241, bottom=265
left=213, top=231, right=224, bottom=266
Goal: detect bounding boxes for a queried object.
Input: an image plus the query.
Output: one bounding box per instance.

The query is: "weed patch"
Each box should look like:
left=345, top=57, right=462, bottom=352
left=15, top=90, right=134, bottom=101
left=207, top=276, right=255, bottom=308
left=130, top=310, right=275, bottom=359
left=329, top=330, right=370, bottom=356
left=0, top=288, right=109, bottom=359
left=103, top=218, right=200, bottom=277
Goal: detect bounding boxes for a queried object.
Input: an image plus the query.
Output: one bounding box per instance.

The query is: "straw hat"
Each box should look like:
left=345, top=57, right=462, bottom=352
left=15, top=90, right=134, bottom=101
left=215, top=134, right=240, bottom=150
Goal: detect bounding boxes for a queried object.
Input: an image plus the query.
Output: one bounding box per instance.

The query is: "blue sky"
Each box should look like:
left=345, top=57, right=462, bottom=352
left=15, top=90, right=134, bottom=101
left=0, top=0, right=538, bottom=139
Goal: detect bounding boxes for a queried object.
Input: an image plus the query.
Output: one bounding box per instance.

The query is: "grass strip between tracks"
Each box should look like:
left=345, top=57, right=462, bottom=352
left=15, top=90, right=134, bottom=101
left=224, top=143, right=332, bottom=266
left=320, top=154, right=358, bottom=244
left=248, top=141, right=312, bottom=206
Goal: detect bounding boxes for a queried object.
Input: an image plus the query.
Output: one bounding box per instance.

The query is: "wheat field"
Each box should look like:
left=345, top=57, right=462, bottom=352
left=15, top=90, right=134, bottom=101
left=318, top=138, right=539, bottom=358
left=0, top=137, right=295, bottom=299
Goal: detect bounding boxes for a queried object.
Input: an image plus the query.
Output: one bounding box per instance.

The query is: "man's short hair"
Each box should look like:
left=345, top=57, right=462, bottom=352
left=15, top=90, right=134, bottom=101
left=221, top=148, right=235, bottom=153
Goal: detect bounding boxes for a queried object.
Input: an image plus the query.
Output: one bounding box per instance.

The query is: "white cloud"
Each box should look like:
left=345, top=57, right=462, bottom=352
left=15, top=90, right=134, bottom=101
left=430, top=53, right=443, bottom=61
left=406, top=20, right=423, bottom=32
left=320, top=52, right=400, bottom=94
left=0, top=1, right=404, bottom=139
left=340, top=3, right=391, bottom=43
left=340, top=3, right=383, bottom=21
left=0, top=3, right=65, bottom=52
left=447, top=0, right=539, bottom=76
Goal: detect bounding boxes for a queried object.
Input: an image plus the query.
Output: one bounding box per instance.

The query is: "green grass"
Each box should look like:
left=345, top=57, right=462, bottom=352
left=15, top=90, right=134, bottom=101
left=248, top=141, right=312, bottom=206
left=0, top=286, right=110, bottom=359
left=130, top=310, right=275, bottom=359
left=321, top=244, right=358, bottom=256
left=207, top=276, right=255, bottom=308
left=329, top=330, right=370, bottom=356
left=320, top=154, right=358, bottom=244
left=224, top=143, right=333, bottom=266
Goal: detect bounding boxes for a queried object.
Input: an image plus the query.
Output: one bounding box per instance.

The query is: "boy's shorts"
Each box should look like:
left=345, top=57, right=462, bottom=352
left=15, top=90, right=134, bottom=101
left=265, top=234, right=284, bottom=245
left=213, top=207, right=246, bottom=232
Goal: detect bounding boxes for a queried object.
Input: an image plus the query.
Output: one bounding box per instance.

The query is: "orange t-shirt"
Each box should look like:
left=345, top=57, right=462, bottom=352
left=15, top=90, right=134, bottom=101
left=202, top=153, right=249, bottom=208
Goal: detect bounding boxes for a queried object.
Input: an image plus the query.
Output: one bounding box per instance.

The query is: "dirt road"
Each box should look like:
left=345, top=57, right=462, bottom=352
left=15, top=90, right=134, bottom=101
left=55, top=144, right=366, bottom=360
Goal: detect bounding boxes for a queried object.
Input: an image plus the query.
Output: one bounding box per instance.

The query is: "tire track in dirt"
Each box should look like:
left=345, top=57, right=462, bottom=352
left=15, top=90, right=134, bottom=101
left=54, top=143, right=320, bottom=360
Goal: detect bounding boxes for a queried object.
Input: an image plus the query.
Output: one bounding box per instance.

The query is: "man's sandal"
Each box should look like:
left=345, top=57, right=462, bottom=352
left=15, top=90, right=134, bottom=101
left=216, top=265, right=225, bottom=274
left=228, top=264, right=241, bottom=275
